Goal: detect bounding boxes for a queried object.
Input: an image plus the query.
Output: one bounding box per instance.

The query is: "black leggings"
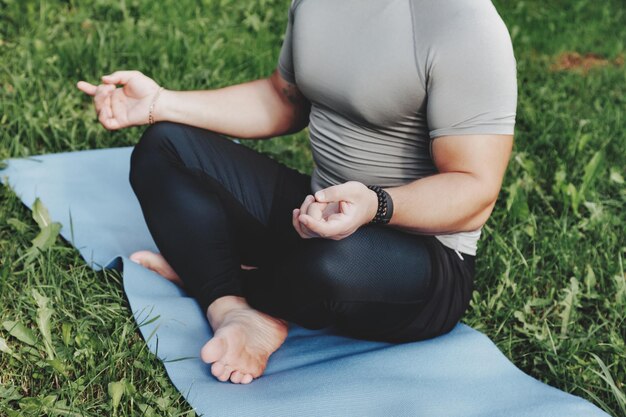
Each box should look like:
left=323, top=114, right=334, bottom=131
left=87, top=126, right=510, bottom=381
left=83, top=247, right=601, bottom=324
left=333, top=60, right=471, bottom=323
left=129, top=122, right=475, bottom=343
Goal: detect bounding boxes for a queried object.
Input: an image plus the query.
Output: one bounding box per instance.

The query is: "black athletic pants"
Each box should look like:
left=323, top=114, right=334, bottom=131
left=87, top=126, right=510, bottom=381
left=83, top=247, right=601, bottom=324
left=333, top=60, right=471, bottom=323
left=129, top=122, right=475, bottom=343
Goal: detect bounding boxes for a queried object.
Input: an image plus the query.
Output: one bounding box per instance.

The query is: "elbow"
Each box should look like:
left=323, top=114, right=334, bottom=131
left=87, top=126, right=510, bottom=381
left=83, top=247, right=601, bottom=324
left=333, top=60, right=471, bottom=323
left=255, top=105, right=309, bottom=139
left=284, top=118, right=310, bottom=135
left=464, top=199, right=497, bottom=231
left=270, top=113, right=309, bottom=137
left=462, top=178, right=502, bottom=231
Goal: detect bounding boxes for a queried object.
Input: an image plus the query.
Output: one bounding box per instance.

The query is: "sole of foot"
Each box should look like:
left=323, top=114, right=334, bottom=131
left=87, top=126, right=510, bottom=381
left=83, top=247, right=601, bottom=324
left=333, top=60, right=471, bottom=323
left=200, top=306, right=288, bottom=384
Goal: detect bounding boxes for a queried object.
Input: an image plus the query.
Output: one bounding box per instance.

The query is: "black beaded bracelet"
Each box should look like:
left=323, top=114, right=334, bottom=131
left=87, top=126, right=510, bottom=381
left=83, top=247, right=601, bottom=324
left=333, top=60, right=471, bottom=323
left=366, top=185, right=394, bottom=224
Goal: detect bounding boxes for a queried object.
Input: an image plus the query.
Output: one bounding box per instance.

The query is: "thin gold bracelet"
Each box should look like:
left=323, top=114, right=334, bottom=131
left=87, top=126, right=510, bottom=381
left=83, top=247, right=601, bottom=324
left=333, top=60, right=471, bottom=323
left=148, top=87, right=164, bottom=125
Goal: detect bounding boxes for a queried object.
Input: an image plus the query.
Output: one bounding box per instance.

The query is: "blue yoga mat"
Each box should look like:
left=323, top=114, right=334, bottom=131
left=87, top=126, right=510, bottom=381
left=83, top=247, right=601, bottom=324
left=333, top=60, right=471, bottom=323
left=1, top=147, right=610, bottom=417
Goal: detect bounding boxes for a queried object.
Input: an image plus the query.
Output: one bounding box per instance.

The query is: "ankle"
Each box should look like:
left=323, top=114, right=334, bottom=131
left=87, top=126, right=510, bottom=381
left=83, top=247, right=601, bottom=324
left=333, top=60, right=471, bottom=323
left=207, top=295, right=249, bottom=329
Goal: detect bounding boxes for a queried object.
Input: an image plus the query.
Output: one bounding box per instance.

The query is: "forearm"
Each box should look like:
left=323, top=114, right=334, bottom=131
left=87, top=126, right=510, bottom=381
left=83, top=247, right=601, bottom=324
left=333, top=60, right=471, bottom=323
left=383, top=172, right=498, bottom=235
left=153, top=75, right=307, bottom=139
left=299, top=135, right=511, bottom=241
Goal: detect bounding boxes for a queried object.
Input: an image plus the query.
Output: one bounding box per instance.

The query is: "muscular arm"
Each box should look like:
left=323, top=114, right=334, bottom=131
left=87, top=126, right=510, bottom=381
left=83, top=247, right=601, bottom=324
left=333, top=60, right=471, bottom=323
left=383, top=134, right=513, bottom=234
left=153, top=69, right=310, bottom=139
left=297, top=133, right=513, bottom=241
left=77, top=68, right=310, bottom=136
left=290, top=2, right=517, bottom=241
left=378, top=4, right=517, bottom=234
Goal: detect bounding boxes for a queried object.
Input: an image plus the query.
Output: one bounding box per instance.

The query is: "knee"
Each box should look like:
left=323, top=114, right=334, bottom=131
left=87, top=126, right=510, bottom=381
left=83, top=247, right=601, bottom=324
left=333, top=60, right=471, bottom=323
left=131, top=121, right=182, bottom=163
left=129, top=122, right=181, bottom=191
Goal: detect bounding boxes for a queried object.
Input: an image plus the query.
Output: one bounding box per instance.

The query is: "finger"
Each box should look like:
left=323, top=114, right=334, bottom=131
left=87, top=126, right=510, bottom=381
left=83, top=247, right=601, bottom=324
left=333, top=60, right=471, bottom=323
left=110, top=89, right=128, bottom=126
left=320, top=201, right=341, bottom=220
left=97, top=92, right=112, bottom=124
left=76, top=81, right=97, bottom=96
left=306, top=201, right=326, bottom=220
left=314, top=181, right=360, bottom=203
left=340, top=200, right=355, bottom=215
left=292, top=208, right=303, bottom=237
left=94, top=84, right=115, bottom=113
left=102, top=70, right=142, bottom=85
left=293, top=208, right=319, bottom=238
left=292, top=208, right=309, bottom=239
left=299, top=217, right=320, bottom=238
left=296, top=197, right=321, bottom=238
left=299, top=194, right=315, bottom=215
left=299, top=213, right=347, bottom=237
left=98, top=94, right=123, bottom=130
left=101, top=117, right=122, bottom=131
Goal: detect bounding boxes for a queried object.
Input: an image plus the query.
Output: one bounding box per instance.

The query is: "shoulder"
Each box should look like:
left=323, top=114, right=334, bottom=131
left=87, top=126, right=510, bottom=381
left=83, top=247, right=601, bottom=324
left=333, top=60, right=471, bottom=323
left=409, top=0, right=512, bottom=48
left=409, top=0, right=515, bottom=79
left=408, top=0, right=508, bottom=24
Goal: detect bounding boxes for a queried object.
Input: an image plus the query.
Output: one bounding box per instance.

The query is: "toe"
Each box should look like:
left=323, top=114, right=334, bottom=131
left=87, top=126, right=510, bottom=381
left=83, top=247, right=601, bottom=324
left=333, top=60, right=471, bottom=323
left=241, top=374, right=254, bottom=384
left=218, top=365, right=234, bottom=382
left=210, top=361, right=225, bottom=378
left=246, top=360, right=266, bottom=378
left=230, top=371, right=244, bottom=384
left=129, top=250, right=183, bottom=285
left=202, top=337, right=226, bottom=364
left=129, top=250, right=150, bottom=265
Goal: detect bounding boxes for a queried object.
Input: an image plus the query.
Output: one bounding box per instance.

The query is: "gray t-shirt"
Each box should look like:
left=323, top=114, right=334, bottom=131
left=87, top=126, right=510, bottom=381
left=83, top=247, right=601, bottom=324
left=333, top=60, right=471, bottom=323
left=278, top=0, right=517, bottom=255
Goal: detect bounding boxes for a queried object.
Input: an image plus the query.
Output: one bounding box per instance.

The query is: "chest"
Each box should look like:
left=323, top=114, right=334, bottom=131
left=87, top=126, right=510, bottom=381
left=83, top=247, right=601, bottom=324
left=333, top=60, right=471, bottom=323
left=292, top=0, right=426, bottom=126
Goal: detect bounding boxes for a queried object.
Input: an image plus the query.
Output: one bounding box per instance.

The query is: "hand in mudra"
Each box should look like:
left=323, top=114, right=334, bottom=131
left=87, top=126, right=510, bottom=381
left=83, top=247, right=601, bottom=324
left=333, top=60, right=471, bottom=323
left=76, top=70, right=161, bottom=130
left=292, top=181, right=378, bottom=240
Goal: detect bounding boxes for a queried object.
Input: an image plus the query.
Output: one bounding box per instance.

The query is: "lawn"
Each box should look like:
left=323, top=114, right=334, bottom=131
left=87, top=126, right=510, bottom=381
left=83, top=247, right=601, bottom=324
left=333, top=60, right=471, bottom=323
left=0, top=0, right=624, bottom=415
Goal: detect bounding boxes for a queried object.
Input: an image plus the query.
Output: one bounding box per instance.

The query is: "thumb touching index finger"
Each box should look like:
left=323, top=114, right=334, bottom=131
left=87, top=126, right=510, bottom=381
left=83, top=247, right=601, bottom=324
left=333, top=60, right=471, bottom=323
left=315, top=182, right=356, bottom=203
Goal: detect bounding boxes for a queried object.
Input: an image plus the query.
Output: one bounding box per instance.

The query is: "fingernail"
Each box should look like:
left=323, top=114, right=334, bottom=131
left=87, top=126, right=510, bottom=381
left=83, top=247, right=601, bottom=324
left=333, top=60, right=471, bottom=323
left=316, top=192, right=325, bottom=200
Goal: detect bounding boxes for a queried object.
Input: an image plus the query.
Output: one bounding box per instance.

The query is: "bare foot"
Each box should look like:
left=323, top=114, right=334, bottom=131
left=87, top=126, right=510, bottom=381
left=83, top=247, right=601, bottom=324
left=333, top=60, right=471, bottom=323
left=130, top=250, right=185, bottom=286
left=129, top=250, right=258, bottom=287
left=201, top=305, right=288, bottom=384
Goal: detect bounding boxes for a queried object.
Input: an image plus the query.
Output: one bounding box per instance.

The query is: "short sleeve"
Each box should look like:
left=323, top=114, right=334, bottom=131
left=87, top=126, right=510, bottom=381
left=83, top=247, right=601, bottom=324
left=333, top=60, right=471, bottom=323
left=426, top=10, right=518, bottom=139
left=277, top=0, right=296, bottom=83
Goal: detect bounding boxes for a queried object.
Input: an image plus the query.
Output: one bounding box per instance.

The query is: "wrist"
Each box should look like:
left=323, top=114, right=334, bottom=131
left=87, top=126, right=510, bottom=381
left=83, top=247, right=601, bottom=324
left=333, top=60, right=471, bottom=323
left=364, top=187, right=379, bottom=224
left=159, top=89, right=177, bottom=122
left=366, top=185, right=394, bottom=225
left=155, top=89, right=187, bottom=125
left=147, top=86, right=164, bottom=125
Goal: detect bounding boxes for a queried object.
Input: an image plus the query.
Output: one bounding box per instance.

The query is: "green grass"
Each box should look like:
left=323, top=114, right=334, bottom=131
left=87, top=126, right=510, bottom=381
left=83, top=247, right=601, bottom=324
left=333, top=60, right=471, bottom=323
left=1, top=0, right=624, bottom=415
